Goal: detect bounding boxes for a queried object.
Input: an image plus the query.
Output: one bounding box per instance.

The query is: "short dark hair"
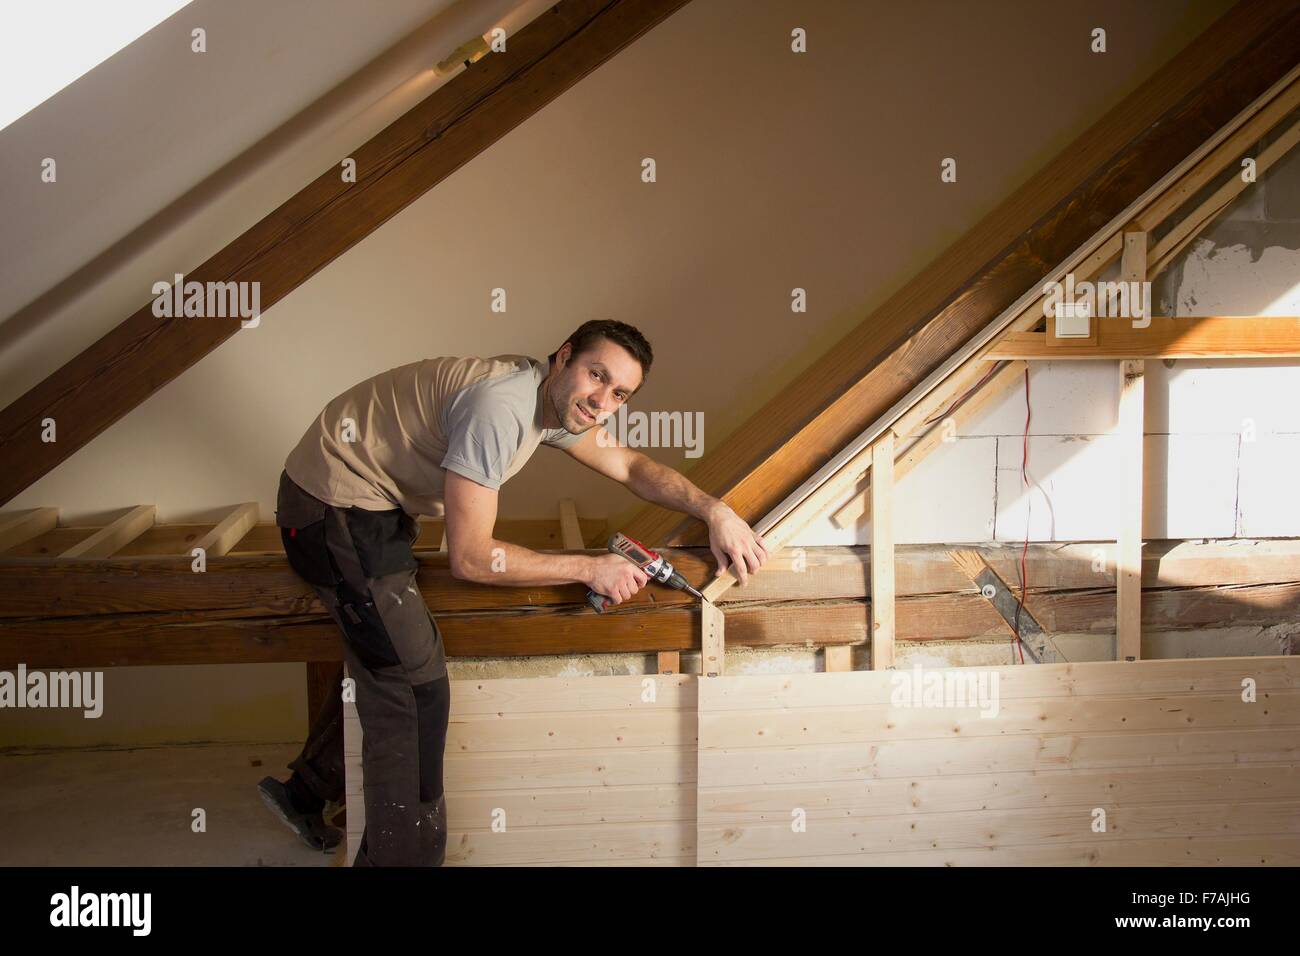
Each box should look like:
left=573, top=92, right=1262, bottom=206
left=549, top=320, right=653, bottom=382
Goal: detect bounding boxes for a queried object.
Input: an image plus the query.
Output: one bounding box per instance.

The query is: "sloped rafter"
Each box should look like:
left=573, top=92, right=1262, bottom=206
left=625, top=0, right=1300, bottom=548
left=0, top=0, right=692, bottom=507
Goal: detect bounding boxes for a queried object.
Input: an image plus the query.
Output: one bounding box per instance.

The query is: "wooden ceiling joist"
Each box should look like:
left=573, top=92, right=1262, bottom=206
left=58, top=505, right=155, bottom=559
left=624, top=0, right=1300, bottom=548
left=0, top=512, right=610, bottom=559
left=987, top=317, right=1300, bottom=359
left=0, top=0, right=692, bottom=507
left=0, top=507, right=58, bottom=552
left=192, top=502, right=260, bottom=557
left=2, top=538, right=1296, bottom=668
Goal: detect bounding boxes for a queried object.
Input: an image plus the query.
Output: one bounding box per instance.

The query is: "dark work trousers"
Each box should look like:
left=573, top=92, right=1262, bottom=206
left=275, top=470, right=450, bottom=866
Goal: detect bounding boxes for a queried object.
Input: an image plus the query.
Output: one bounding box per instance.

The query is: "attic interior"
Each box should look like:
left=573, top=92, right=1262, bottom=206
left=2, top=0, right=1300, bottom=890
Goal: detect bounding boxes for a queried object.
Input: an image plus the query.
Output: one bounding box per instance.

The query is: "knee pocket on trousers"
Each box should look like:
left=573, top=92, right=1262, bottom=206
left=337, top=598, right=403, bottom=670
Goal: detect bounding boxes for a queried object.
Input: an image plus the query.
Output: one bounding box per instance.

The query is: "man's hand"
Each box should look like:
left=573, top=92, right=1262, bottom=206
left=586, top=552, right=650, bottom=606
left=706, top=502, right=769, bottom=586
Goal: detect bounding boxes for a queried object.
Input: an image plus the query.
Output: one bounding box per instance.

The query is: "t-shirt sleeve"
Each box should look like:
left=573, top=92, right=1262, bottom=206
left=440, top=389, right=523, bottom=490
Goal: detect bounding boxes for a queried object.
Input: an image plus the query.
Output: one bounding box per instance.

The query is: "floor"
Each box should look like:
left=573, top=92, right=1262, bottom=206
left=0, top=742, right=339, bottom=866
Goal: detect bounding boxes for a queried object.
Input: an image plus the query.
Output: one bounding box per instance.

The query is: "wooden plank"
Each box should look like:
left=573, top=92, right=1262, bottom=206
left=507, top=857, right=694, bottom=867
left=1117, top=356, right=1145, bottom=662
left=59, top=505, right=155, bottom=558
left=0, top=526, right=95, bottom=558
left=0, top=0, right=695, bottom=508
left=823, top=645, right=852, bottom=672
left=447, top=709, right=696, bottom=753
left=449, top=784, right=695, bottom=828
left=191, top=503, right=259, bottom=557
left=427, top=745, right=698, bottom=789
left=699, top=690, right=1300, bottom=747
left=1115, top=233, right=1148, bottom=663
left=558, top=499, right=585, bottom=550
left=657, top=651, right=680, bottom=674
left=448, top=673, right=695, bottom=715
left=700, top=726, right=1300, bottom=784
left=701, top=765, right=1300, bottom=820
left=698, top=801, right=1300, bottom=862
left=0, top=508, right=57, bottom=553
left=622, top=10, right=1300, bottom=547
left=703, top=835, right=1300, bottom=867
left=986, top=317, right=1300, bottom=358
left=444, top=822, right=695, bottom=866
left=869, top=433, right=894, bottom=670
left=698, top=657, right=1300, bottom=710
left=701, top=600, right=725, bottom=678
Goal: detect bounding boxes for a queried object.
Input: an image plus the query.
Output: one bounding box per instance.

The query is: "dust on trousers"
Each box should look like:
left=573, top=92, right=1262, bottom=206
left=276, top=469, right=450, bottom=866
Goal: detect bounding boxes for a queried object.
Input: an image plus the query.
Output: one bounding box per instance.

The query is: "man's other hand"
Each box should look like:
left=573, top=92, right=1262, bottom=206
left=706, top=502, right=769, bottom=586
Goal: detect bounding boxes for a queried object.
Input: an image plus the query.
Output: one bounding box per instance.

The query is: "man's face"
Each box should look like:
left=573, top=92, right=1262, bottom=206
left=549, top=338, right=644, bottom=435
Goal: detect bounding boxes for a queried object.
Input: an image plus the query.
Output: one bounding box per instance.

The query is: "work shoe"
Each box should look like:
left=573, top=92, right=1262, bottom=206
left=257, top=776, right=343, bottom=852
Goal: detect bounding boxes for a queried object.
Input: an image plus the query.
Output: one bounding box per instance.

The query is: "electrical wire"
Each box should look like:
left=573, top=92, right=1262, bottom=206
left=923, top=361, right=1006, bottom=427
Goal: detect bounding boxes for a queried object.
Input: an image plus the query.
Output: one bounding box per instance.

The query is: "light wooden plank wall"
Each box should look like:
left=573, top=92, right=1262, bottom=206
left=698, top=657, right=1300, bottom=866
left=344, top=674, right=697, bottom=866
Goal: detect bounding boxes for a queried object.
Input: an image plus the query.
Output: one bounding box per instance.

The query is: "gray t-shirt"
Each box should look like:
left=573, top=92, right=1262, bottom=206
left=284, top=354, right=582, bottom=516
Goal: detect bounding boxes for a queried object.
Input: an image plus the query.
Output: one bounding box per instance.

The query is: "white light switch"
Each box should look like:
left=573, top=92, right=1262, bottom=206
left=1054, top=300, right=1091, bottom=338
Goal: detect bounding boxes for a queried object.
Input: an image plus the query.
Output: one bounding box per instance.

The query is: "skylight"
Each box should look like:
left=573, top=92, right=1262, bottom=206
left=0, top=0, right=192, bottom=131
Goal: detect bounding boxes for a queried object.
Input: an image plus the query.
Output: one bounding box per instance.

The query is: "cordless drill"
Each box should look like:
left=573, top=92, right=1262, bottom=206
left=586, top=532, right=704, bottom=612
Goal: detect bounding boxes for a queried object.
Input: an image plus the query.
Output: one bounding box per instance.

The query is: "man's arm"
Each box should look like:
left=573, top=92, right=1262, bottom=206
left=562, top=428, right=769, bottom=584
left=443, top=470, right=648, bottom=603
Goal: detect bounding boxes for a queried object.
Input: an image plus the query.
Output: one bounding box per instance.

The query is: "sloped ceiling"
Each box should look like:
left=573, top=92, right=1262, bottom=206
left=1, top=0, right=1239, bottom=525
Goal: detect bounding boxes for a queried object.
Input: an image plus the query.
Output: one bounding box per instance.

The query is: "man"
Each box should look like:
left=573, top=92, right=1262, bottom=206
left=260, top=319, right=768, bottom=866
